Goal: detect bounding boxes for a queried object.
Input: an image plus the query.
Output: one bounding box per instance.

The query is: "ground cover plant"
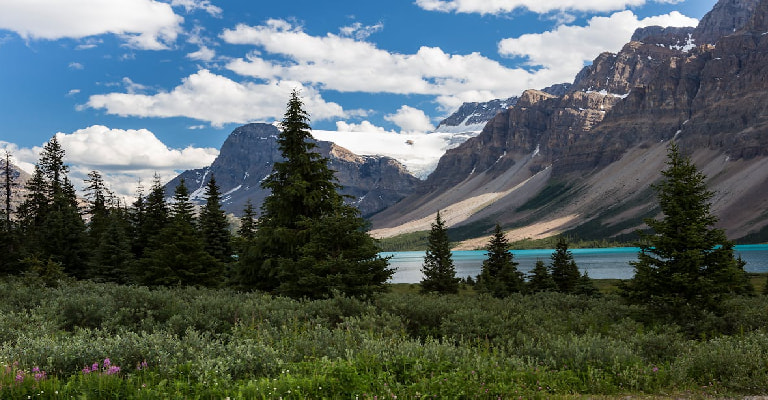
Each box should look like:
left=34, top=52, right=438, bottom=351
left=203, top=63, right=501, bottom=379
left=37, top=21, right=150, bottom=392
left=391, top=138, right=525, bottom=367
left=1, top=276, right=768, bottom=398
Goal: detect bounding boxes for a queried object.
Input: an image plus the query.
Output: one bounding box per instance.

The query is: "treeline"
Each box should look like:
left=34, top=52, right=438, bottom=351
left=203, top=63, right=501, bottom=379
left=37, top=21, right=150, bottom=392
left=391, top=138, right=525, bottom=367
left=0, top=91, right=393, bottom=299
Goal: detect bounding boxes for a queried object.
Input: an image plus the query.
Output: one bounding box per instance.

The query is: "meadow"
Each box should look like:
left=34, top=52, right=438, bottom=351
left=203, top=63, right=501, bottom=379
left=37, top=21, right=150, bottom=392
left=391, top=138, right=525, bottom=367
left=2, top=276, right=768, bottom=399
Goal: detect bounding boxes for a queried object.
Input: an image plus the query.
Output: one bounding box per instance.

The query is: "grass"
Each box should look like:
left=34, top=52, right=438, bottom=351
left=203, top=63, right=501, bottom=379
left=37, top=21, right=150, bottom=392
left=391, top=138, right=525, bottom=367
left=1, top=275, right=768, bottom=398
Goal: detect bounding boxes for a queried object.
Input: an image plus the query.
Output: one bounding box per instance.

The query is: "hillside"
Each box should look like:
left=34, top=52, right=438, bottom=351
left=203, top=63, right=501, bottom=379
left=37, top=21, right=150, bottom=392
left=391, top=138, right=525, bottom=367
left=370, top=0, right=768, bottom=247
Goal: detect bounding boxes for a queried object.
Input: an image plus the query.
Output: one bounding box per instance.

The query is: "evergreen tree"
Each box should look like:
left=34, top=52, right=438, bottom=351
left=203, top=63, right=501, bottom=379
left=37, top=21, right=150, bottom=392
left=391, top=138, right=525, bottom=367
left=476, top=223, right=523, bottom=297
left=549, top=237, right=580, bottom=293
left=279, top=203, right=394, bottom=299
left=239, top=90, right=391, bottom=298
left=420, top=211, right=460, bottom=294
left=527, top=259, right=557, bottom=293
left=237, top=200, right=257, bottom=240
left=620, top=143, right=753, bottom=322
left=141, top=179, right=222, bottom=287
left=1, top=151, right=18, bottom=231
left=0, top=151, right=20, bottom=274
left=199, top=175, right=232, bottom=264
left=574, top=271, right=600, bottom=297
left=16, top=138, right=86, bottom=277
left=132, top=174, right=168, bottom=261
left=89, top=203, right=133, bottom=283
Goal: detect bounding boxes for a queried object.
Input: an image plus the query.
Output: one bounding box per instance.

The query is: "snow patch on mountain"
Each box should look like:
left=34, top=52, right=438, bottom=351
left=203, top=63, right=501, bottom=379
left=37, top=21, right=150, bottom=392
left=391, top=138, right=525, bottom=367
left=312, top=129, right=478, bottom=179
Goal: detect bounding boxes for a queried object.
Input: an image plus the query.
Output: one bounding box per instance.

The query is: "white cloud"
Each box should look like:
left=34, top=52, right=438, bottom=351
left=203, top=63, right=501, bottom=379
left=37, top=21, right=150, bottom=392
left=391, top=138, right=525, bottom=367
left=385, top=106, right=435, bottom=133
left=335, top=120, right=392, bottom=133
left=68, top=62, right=84, bottom=70
left=222, top=20, right=554, bottom=110
left=415, top=0, right=647, bottom=15
left=6, top=126, right=218, bottom=200
left=170, top=0, right=222, bottom=17
left=67, top=89, right=81, bottom=96
left=86, top=69, right=346, bottom=127
left=498, top=11, right=699, bottom=76
left=339, top=22, right=384, bottom=40
left=186, top=45, right=216, bottom=61
left=0, top=0, right=183, bottom=50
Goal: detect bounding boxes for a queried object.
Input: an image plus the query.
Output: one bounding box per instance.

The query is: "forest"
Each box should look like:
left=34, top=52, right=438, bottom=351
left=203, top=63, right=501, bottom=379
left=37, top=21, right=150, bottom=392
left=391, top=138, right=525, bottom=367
left=0, top=92, right=766, bottom=398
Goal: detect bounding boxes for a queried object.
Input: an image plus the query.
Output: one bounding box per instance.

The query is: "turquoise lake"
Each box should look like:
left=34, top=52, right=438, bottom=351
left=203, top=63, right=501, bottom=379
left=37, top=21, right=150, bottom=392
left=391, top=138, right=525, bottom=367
left=383, top=244, right=768, bottom=284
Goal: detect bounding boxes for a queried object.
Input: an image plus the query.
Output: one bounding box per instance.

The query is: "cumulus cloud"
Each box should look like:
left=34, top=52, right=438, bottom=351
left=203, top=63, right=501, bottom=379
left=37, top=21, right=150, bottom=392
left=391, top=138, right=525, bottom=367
left=415, top=0, right=648, bottom=15
left=86, top=69, right=346, bottom=127
left=498, top=11, right=699, bottom=78
left=335, top=120, right=392, bottom=133
left=222, top=19, right=556, bottom=110
left=186, top=45, right=216, bottom=61
left=385, top=106, right=435, bottom=133
left=170, top=0, right=222, bottom=17
left=0, top=0, right=183, bottom=50
left=5, top=126, right=219, bottom=200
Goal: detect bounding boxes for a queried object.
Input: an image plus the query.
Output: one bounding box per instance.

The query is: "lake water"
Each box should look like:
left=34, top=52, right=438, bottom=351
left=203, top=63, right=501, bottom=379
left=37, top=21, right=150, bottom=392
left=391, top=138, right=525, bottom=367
left=383, top=244, right=768, bottom=284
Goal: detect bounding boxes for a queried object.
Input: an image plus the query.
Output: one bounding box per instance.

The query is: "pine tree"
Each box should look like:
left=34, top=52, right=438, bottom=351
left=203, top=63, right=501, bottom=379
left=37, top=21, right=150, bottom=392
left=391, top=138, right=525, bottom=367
left=16, top=138, right=86, bottom=277
left=239, top=90, right=391, bottom=298
left=574, top=271, right=600, bottom=297
left=142, top=179, right=222, bottom=287
left=420, top=211, right=459, bottom=294
left=199, top=175, right=232, bottom=264
left=620, top=143, right=753, bottom=322
left=0, top=151, right=20, bottom=274
left=237, top=200, right=257, bottom=240
left=1, top=151, right=18, bottom=232
left=549, top=237, right=580, bottom=294
left=527, top=259, right=557, bottom=293
left=476, top=223, right=523, bottom=297
left=132, top=174, right=168, bottom=261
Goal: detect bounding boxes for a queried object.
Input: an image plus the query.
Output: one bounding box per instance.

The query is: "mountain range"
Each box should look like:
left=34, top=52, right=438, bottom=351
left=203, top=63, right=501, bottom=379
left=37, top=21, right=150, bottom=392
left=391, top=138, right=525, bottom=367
left=168, top=0, right=768, bottom=247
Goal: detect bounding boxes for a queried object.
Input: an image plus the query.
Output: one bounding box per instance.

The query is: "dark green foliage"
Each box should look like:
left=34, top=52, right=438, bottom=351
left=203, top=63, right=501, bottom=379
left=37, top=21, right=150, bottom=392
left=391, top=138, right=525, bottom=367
left=15, top=138, right=86, bottom=277
left=237, top=200, right=257, bottom=240
left=199, top=175, right=232, bottom=264
left=420, top=211, right=459, bottom=294
left=141, top=179, right=223, bottom=287
left=550, top=236, right=580, bottom=293
left=516, top=181, right=571, bottom=212
left=574, top=271, right=601, bottom=297
left=239, top=90, right=390, bottom=298
left=83, top=171, right=132, bottom=283
left=527, top=259, right=557, bottom=293
left=277, top=204, right=394, bottom=299
left=476, top=223, right=524, bottom=297
left=620, top=143, right=753, bottom=325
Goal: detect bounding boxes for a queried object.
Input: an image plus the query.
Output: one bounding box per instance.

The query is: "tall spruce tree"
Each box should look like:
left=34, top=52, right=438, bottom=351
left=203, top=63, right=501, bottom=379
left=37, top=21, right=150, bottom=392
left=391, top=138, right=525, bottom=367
left=549, top=237, right=580, bottom=294
left=16, top=138, right=86, bottom=277
left=620, top=143, right=752, bottom=322
left=142, top=179, right=222, bottom=287
left=527, top=259, right=557, bottom=293
left=239, top=90, right=392, bottom=297
left=0, top=151, right=20, bottom=274
left=237, top=200, right=257, bottom=240
left=199, top=175, right=232, bottom=264
left=420, top=211, right=459, bottom=294
left=476, top=223, right=524, bottom=297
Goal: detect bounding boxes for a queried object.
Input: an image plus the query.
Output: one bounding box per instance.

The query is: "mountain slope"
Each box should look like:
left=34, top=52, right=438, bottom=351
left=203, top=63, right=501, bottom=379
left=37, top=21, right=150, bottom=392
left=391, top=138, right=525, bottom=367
left=166, top=123, right=420, bottom=217
left=371, top=0, right=768, bottom=246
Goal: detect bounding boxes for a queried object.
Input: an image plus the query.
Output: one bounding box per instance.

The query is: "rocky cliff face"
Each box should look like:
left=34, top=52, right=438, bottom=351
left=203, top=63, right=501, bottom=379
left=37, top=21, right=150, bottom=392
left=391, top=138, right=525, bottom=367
left=371, top=0, right=768, bottom=244
left=167, top=123, right=420, bottom=217
left=435, top=83, right=572, bottom=133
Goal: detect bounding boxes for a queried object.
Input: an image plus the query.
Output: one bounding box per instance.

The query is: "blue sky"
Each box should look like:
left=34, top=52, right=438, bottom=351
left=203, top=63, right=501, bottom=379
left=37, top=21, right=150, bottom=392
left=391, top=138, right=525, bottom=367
left=0, top=0, right=716, bottom=198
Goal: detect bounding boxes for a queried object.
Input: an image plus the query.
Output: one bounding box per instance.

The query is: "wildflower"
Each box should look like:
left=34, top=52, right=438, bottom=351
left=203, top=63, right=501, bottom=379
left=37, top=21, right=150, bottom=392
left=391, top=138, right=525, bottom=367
left=15, top=371, right=24, bottom=383
left=652, top=366, right=659, bottom=373
left=82, top=366, right=91, bottom=375
left=103, top=358, right=111, bottom=368
left=92, top=363, right=99, bottom=372
left=106, top=366, right=121, bottom=375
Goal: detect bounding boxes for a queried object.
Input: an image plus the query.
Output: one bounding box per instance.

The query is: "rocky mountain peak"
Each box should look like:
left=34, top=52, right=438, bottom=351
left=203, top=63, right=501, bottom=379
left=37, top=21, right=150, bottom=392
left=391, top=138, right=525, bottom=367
left=694, top=0, right=760, bottom=44
left=166, top=123, right=420, bottom=217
